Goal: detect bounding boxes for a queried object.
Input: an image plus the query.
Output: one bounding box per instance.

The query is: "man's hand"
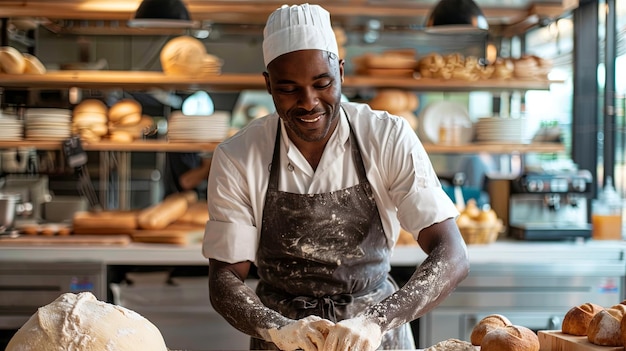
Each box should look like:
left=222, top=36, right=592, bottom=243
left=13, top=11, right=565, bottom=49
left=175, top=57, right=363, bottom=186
left=267, top=315, right=335, bottom=351
left=322, top=316, right=382, bottom=351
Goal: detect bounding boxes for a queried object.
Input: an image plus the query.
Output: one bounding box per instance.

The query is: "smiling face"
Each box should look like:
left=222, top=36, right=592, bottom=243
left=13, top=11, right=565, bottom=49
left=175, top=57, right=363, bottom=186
left=264, top=50, right=345, bottom=150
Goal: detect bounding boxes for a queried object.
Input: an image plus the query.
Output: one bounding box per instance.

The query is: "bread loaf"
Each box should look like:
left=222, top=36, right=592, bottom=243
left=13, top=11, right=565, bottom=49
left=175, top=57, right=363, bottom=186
left=109, top=130, right=134, bottom=143
left=22, top=53, right=46, bottom=74
left=587, top=304, right=626, bottom=346
left=470, top=314, right=512, bottom=346
left=74, top=99, right=108, bottom=116
left=561, top=302, right=604, bottom=336
left=160, top=35, right=207, bottom=75
left=137, top=192, right=196, bottom=230
left=481, top=325, right=539, bottom=351
left=109, top=99, right=142, bottom=125
left=178, top=201, right=209, bottom=226
left=0, top=46, right=26, bottom=74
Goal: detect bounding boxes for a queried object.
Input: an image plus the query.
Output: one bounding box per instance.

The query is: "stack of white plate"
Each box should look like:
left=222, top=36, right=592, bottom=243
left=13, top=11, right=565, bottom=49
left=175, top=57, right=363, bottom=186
left=0, top=113, right=24, bottom=141
left=474, top=117, right=526, bottom=143
left=167, top=111, right=230, bottom=142
left=24, top=108, right=72, bottom=141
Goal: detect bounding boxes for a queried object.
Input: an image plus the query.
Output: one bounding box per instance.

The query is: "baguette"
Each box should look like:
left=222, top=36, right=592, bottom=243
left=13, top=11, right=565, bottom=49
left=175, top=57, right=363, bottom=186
left=137, top=192, right=197, bottom=230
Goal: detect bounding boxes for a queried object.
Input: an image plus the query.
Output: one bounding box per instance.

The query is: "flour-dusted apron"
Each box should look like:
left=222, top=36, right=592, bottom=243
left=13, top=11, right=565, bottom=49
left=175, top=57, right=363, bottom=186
left=251, top=116, right=414, bottom=350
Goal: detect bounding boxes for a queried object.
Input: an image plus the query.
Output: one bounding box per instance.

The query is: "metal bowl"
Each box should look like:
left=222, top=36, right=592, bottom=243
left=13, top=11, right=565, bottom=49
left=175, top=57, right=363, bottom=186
left=0, top=192, right=21, bottom=231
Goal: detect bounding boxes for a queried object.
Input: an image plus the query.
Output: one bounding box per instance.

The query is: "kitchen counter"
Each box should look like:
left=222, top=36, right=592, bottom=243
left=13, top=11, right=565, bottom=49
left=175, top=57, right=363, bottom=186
left=0, top=238, right=624, bottom=267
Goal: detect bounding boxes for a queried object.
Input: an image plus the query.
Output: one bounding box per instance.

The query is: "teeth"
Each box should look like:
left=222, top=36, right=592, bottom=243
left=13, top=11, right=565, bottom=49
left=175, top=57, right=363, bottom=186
left=301, top=115, right=322, bottom=123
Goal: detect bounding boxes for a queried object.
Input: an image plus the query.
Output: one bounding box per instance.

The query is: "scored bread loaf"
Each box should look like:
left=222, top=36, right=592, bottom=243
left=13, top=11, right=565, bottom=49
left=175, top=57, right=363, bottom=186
left=561, top=302, right=604, bottom=336
left=470, top=314, right=512, bottom=346
left=137, top=191, right=197, bottom=230
left=481, top=325, right=539, bottom=351
left=588, top=304, right=626, bottom=346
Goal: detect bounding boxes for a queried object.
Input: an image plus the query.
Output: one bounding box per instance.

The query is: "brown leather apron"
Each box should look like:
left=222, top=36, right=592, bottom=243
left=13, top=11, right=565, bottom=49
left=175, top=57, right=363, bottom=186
left=251, top=116, right=414, bottom=350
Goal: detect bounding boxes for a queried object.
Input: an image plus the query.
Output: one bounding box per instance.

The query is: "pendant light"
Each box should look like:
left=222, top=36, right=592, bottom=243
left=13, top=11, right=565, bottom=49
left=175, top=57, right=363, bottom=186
left=424, top=0, right=489, bottom=34
left=128, top=0, right=196, bottom=28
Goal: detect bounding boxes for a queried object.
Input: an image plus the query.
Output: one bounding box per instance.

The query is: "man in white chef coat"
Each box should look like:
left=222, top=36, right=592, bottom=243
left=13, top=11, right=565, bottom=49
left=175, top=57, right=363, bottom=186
left=203, top=3, right=469, bottom=350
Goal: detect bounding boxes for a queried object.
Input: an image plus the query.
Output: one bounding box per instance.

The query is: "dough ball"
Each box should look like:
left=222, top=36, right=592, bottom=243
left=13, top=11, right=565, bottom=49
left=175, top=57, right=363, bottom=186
left=6, top=292, right=168, bottom=351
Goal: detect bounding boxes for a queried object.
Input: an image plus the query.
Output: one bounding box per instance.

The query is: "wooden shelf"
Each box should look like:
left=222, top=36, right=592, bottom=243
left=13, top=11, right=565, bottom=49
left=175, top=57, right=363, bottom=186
left=0, top=139, right=563, bottom=154
left=0, top=140, right=220, bottom=152
left=422, top=142, right=565, bottom=154
left=0, top=71, right=559, bottom=91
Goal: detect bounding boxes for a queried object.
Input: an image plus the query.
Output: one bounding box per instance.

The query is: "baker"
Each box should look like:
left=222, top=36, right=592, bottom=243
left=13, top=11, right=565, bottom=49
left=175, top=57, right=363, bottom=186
left=203, top=3, right=469, bottom=351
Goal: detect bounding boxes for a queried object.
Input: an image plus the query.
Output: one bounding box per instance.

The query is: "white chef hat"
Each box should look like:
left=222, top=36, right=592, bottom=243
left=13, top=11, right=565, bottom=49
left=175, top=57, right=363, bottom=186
left=263, top=3, right=339, bottom=67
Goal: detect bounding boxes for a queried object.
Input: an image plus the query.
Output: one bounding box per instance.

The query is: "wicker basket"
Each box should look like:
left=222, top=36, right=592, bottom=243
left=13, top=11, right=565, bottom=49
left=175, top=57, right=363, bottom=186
left=459, top=219, right=503, bottom=245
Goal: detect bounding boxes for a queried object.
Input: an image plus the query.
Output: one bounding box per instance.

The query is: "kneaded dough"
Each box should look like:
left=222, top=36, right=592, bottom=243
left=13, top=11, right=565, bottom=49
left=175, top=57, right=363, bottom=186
left=6, top=292, right=168, bottom=351
left=424, top=338, right=479, bottom=351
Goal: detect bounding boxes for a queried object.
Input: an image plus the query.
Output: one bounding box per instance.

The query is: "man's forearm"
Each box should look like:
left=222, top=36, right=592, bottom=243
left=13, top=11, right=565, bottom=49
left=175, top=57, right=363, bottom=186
left=362, top=243, right=469, bottom=332
left=210, top=267, right=292, bottom=340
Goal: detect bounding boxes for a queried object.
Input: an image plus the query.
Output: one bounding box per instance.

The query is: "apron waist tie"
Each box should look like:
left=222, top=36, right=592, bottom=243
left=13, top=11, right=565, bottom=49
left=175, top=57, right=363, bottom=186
left=288, top=294, right=353, bottom=323
left=281, top=277, right=388, bottom=323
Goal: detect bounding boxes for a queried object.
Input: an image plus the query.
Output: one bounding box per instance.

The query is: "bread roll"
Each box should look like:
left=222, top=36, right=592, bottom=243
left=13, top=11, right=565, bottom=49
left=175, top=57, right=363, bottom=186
left=137, top=192, right=194, bottom=230
left=561, top=302, right=604, bottom=336
left=109, top=99, right=142, bottom=124
left=587, top=304, right=626, bottom=346
left=470, top=314, right=512, bottom=346
left=6, top=292, right=168, bottom=351
left=74, top=99, right=108, bottom=116
left=481, top=325, right=539, bottom=351
left=0, top=46, right=26, bottom=74
left=22, top=53, right=46, bottom=74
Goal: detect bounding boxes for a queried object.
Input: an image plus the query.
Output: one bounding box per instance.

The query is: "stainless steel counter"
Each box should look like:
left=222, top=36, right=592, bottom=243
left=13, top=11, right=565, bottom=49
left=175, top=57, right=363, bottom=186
left=0, top=239, right=623, bottom=267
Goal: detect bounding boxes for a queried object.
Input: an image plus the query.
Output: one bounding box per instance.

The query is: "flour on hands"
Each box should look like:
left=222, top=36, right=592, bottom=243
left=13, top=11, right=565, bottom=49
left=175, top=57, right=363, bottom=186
left=267, top=315, right=334, bottom=351
left=322, top=315, right=382, bottom=351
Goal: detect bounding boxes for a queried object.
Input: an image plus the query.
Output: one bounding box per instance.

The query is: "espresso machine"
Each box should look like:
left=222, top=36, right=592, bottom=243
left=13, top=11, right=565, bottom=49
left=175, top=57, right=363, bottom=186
left=487, top=170, right=593, bottom=240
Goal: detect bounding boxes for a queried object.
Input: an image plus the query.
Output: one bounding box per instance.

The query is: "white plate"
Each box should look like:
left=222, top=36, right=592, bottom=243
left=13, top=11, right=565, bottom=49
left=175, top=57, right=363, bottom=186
left=418, top=101, right=473, bottom=144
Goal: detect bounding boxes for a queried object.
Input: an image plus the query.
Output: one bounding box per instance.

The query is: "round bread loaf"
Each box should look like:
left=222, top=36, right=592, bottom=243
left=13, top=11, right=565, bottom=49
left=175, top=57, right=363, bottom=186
left=470, top=314, right=512, bottom=346
left=588, top=304, right=626, bottom=346
left=73, top=113, right=108, bottom=129
left=74, top=99, right=108, bottom=116
left=5, top=292, right=168, bottom=351
left=23, top=53, right=46, bottom=74
left=562, top=302, right=604, bottom=336
left=0, top=46, right=26, bottom=74
left=109, top=99, right=142, bottom=124
left=160, top=35, right=207, bottom=75
left=481, top=325, right=539, bottom=351
left=368, top=89, right=409, bottom=114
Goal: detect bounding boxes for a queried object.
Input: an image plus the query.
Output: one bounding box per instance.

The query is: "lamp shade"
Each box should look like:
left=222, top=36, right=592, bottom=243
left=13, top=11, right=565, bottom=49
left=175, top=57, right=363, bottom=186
left=128, top=0, right=195, bottom=28
left=425, top=0, right=489, bottom=33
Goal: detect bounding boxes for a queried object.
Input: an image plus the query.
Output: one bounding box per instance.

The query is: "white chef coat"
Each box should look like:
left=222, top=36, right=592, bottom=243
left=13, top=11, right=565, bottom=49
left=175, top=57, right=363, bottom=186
left=203, top=101, right=458, bottom=264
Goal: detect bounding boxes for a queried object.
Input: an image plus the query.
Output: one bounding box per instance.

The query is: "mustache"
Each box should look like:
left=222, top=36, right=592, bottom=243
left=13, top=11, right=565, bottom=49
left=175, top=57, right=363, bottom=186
left=291, top=108, right=326, bottom=118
